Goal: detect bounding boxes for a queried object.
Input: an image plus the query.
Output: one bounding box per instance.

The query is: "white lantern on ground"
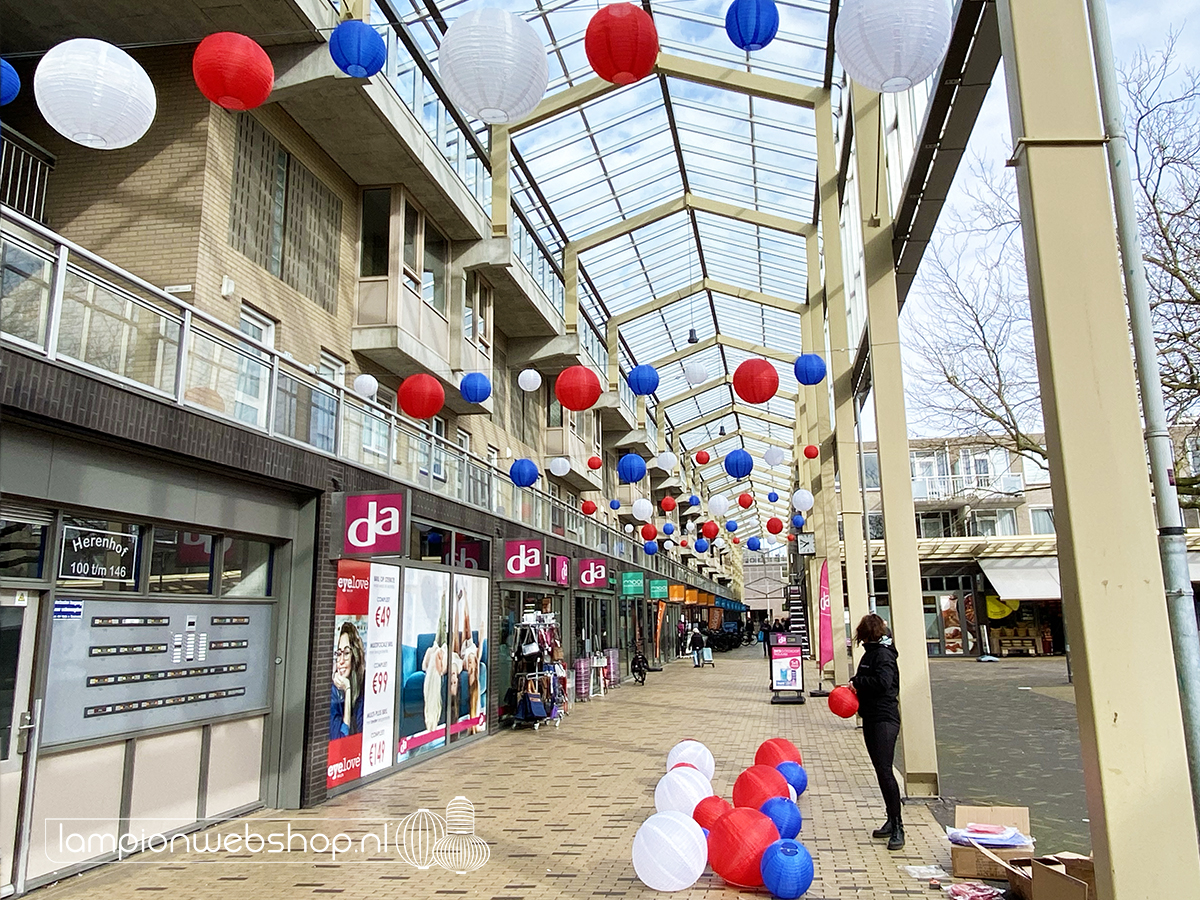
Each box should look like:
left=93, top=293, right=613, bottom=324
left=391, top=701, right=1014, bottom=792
left=549, top=457, right=571, bottom=477
left=654, top=766, right=714, bottom=816
left=35, top=39, right=157, bottom=149
left=353, top=373, right=379, bottom=400
left=438, top=8, right=549, bottom=124
left=708, top=495, right=730, bottom=518
left=632, top=498, right=654, bottom=522
left=631, top=811, right=708, bottom=892
left=764, top=446, right=785, bottom=467
left=517, top=368, right=542, bottom=392
left=792, top=489, right=814, bottom=512
left=657, top=451, right=678, bottom=472
left=834, top=0, right=953, bottom=93
left=684, top=362, right=708, bottom=386
left=667, top=739, right=716, bottom=779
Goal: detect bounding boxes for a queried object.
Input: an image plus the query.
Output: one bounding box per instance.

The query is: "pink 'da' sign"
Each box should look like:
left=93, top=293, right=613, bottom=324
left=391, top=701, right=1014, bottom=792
left=577, top=558, right=607, bottom=589
left=344, top=493, right=404, bottom=555
left=504, top=539, right=543, bottom=579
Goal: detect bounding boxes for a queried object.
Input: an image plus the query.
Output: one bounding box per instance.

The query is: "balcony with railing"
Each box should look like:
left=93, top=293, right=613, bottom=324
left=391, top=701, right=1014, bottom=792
left=0, top=205, right=726, bottom=597
left=1, top=124, right=54, bottom=224
left=911, top=472, right=1025, bottom=506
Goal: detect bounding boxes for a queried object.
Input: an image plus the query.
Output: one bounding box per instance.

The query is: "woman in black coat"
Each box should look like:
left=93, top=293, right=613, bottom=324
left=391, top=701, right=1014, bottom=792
left=849, top=613, right=904, bottom=850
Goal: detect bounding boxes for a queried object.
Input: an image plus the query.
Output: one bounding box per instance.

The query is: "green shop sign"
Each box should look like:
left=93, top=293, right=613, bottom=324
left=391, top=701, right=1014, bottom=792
left=649, top=579, right=668, bottom=599
left=621, top=572, right=645, bottom=595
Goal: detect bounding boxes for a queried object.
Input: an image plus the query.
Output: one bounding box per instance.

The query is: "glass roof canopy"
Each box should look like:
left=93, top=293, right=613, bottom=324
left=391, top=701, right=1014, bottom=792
left=397, top=0, right=831, bottom=524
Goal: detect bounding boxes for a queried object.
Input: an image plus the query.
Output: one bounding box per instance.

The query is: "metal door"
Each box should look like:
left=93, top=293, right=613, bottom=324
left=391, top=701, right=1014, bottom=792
left=1, top=590, right=41, bottom=898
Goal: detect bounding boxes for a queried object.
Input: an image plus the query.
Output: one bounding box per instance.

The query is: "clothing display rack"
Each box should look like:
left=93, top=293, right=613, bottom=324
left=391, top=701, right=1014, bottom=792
left=508, top=613, right=568, bottom=730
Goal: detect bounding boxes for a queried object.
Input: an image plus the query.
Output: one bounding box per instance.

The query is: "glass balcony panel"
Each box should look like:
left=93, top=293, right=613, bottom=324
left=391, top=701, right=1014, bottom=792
left=1, top=236, right=53, bottom=346
left=185, top=331, right=268, bottom=427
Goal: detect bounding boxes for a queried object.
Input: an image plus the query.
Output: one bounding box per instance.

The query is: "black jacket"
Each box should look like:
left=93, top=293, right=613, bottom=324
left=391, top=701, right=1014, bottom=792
left=851, top=640, right=900, bottom=723
left=688, top=631, right=706, bottom=652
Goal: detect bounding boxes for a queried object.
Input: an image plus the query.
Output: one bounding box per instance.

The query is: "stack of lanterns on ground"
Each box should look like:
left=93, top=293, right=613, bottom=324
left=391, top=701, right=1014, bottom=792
left=632, top=738, right=815, bottom=897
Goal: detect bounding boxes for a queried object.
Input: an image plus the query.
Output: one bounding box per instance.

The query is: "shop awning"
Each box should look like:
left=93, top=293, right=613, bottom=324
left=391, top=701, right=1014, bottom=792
left=1189, top=552, right=1200, bottom=583
left=978, top=557, right=1062, bottom=601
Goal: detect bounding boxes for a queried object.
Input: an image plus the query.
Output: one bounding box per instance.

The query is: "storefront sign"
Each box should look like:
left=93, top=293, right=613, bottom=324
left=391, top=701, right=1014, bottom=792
left=621, top=572, right=645, bottom=595
left=552, top=555, right=570, bottom=586
left=685, top=588, right=698, bottom=605
left=59, top=526, right=139, bottom=583
left=771, top=643, right=805, bottom=690
left=649, top=579, right=668, bottom=599
left=343, top=492, right=405, bottom=555
left=504, top=539, right=543, bottom=579
left=578, top=558, right=608, bottom=589
left=668, top=584, right=684, bottom=603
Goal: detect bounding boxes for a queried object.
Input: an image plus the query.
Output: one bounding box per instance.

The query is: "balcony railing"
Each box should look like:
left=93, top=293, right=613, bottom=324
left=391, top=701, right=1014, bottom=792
left=1, top=124, right=54, bottom=223
left=0, top=206, right=725, bottom=596
left=618, top=372, right=636, bottom=418
left=911, top=472, right=1024, bottom=501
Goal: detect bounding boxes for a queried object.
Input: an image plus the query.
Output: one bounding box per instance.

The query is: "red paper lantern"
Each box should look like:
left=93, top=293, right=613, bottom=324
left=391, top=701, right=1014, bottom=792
left=787, top=534, right=796, bottom=541
left=707, top=808, right=778, bottom=888
left=693, top=795, right=733, bottom=830
left=584, top=3, right=659, bottom=85
left=193, top=33, right=274, bottom=110
left=679, top=538, right=688, bottom=547
left=641, top=523, right=658, bottom=541
left=555, top=365, right=602, bottom=411
left=588, top=455, right=603, bottom=470
left=738, top=492, right=753, bottom=509
left=397, top=373, right=444, bottom=419
left=732, top=536, right=740, bottom=544
left=733, top=358, right=779, bottom=404
left=695, top=450, right=710, bottom=465
left=581, top=500, right=598, bottom=516
left=804, top=444, right=819, bottom=459
left=701, top=520, right=719, bottom=540
left=755, top=737, right=803, bottom=768
left=829, top=685, right=859, bottom=718
left=732, top=765, right=790, bottom=809
left=766, top=517, right=784, bottom=534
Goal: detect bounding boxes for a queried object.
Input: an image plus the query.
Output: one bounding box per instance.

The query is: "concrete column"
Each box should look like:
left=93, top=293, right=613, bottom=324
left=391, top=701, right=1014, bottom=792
left=850, top=83, right=938, bottom=797
left=814, top=92, right=871, bottom=672
left=489, top=126, right=509, bottom=239
left=997, top=0, right=1200, bottom=892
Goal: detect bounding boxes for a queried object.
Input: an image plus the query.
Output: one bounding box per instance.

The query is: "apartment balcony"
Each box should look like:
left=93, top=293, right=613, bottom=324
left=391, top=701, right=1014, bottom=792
left=544, top=424, right=603, bottom=493
left=460, top=236, right=562, bottom=340
left=595, top=375, right=638, bottom=438
left=910, top=473, right=1025, bottom=509
left=2, top=124, right=54, bottom=223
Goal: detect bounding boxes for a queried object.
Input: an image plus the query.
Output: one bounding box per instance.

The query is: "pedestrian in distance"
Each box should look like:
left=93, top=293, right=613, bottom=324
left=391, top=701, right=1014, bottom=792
left=849, top=613, right=904, bottom=851
left=688, top=626, right=706, bottom=667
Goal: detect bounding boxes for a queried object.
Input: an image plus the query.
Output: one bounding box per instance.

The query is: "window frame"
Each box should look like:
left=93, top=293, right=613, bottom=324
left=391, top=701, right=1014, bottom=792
left=401, top=197, right=449, bottom=318
left=1030, top=506, right=1056, bottom=535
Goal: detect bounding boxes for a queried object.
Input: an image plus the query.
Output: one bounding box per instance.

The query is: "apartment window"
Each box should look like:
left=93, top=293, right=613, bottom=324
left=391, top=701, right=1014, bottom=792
left=916, top=510, right=952, bottom=538
left=362, top=391, right=392, bottom=460
left=229, top=114, right=341, bottom=313
left=456, top=430, right=470, bottom=454
left=1187, top=436, right=1200, bottom=475
left=968, top=508, right=1016, bottom=537
left=400, top=200, right=448, bottom=316
left=311, top=352, right=344, bottom=452
left=548, top=395, right=563, bottom=428
left=465, top=272, right=493, bottom=355
left=866, top=511, right=884, bottom=540
left=428, top=415, right=447, bottom=480
left=1031, top=507, right=1056, bottom=535
left=360, top=188, right=390, bottom=277
left=236, top=306, right=274, bottom=428
left=1022, top=452, right=1051, bottom=485
left=862, top=451, right=881, bottom=489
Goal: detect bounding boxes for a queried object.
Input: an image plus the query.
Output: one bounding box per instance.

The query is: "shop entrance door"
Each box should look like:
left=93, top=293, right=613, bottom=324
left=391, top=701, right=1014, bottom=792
left=1, top=590, right=41, bottom=897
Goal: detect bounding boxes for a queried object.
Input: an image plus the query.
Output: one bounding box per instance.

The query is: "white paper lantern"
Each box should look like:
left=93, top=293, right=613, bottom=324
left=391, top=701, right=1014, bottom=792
left=708, top=495, right=730, bottom=518
left=834, top=0, right=953, bottom=93
left=353, top=373, right=379, bottom=400
left=35, top=39, right=157, bottom=149
left=714, top=537, right=726, bottom=549
left=632, top=498, right=654, bottom=522
left=625, top=523, right=635, bottom=534
left=439, top=8, right=548, bottom=124
left=792, top=489, right=814, bottom=512
left=788, top=784, right=798, bottom=802
left=667, top=739, right=716, bottom=779
left=632, top=811, right=708, bottom=892
left=663, top=540, right=674, bottom=551
left=684, top=362, right=708, bottom=386
left=549, top=457, right=571, bottom=477
left=654, top=766, right=714, bottom=816
left=686, top=521, right=696, bottom=533
left=764, top=446, right=785, bottom=467
left=657, top=451, right=678, bottom=472
left=517, top=368, right=542, bottom=392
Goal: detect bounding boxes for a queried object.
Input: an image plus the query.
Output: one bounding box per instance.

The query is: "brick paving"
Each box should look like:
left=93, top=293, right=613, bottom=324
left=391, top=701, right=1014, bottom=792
left=37, top=646, right=959, bottom=899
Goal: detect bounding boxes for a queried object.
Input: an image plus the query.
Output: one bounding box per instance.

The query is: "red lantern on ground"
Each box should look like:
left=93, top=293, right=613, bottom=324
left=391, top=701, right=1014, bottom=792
left=701, top=520, right=719, bottom=540
left=693, top=795, right=733, bottom=830
left=738, top=492, right=753, bottom=509
left=555, top=365, right=602, bottom=411
left=732, top=765, right=790, bottom=809
left=193, top=33, right=274, bottom=110
left=755, top=737, right=803, bottom=768
left=733, top=358, right=779, bottom=404
left=661, top=496, right=677, bottom=512
left=584, top=3, right=660, bottom=85
left=829, top=685, right=859, bottom=718
left=695, top=450, right=710, bottom=465
left=641, top=523, right=658, bottom=541
left=587, top=455, right=603, bottom=470
left=804, top=444, right=819, bottom=459
left=397, top=374, right=444, bottom=419
left=766, top=516, right=784, bottom=534
left=581, top=500, right=598, bottom=516
left=707, top=808, right=778, bottom=888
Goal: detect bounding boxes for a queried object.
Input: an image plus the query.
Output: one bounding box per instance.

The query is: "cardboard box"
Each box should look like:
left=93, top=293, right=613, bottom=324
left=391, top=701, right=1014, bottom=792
left=973, top=845, right=1096, bottom=900
left=1032, top=859, right=1089, bottom=900
left=1052, top=853, right=1096, bottom=900
left=949, top=806, right=1034, bottom=879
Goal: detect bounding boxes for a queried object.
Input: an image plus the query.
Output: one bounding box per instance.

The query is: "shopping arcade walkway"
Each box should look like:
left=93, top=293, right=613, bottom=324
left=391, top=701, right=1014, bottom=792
left=39, top=646, right=954, bottom=899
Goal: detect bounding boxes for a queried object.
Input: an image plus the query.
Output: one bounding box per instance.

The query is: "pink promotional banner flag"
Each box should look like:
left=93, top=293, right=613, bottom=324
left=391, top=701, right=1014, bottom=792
left=818, top=559, right=833, bottom=669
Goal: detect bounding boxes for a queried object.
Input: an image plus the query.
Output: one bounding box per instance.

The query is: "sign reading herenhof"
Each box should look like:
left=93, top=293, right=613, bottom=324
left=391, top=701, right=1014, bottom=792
left=59, top=526, right=139, bottom=583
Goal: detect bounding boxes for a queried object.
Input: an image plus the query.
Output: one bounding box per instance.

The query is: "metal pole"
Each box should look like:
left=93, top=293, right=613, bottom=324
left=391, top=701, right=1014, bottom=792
left=1085, top=0, right=1200, bottom=840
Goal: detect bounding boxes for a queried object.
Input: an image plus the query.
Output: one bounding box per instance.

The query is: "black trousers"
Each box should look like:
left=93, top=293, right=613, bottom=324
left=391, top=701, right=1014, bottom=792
left=862, top=718, right=903, bottom=821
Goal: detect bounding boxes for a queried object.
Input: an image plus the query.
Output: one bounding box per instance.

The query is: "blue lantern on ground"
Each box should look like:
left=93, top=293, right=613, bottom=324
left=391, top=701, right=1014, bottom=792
left=724, top=448, right=754, bottom=479
left=644, top=540, right=659, bottom=555
left=689, top=494, right=701, bottom=507
left=726, top=520, right=738, bottom=532
left=509, top=458, right=539, bottom=487
left=0, top=60, right=20, bottom=106
left=768, top=491, right=779, bottom=503
left=609, top=499, right=621, bottom=510
left=760, top=839, right=814, bottom=899
left=627, top=364, right=660, bottom=396
left=618, top=453, right=648, bottom=483
left=663, top=522, right=675, bottom=535
left=760, top=796, right=802, bottom=839
left=459, top=371, right=492, bottom=403
left=792, top=514, right=806, bottom=529
left=329, top=19, right=387, bottom=78
left=694, top=537, right=710, bottom=553
left=794, top=353, right=827, bottom=385
left=776, top=761, right=808, bottom=795
left=725, top=0, right=780, bottom=51
left=747, top=536, right=761, bottom=551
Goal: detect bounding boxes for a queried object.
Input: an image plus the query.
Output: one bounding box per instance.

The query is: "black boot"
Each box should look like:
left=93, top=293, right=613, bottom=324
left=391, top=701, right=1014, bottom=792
left=871, top=818, right=894, bottom=839
left=887, top=821, right=905, bottom=851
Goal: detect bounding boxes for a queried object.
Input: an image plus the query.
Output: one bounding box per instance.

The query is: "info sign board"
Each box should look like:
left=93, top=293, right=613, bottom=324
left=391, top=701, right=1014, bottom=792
left=768, top=632, right=806, bottom=704
left=621, top=572, right=645, bottom=596
left=60, top=526, right=139, bottom=584
left=649, top=579, right=668, bottom=599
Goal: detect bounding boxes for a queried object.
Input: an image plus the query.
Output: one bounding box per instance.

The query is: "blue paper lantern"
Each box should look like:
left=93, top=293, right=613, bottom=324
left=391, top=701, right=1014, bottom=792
left=329, top=19, right=387, bottom=78
left=760, top=839, right=814, bottom=900
left=794, top=353, right=827, bottom=385
left=747, top=536, right=761, bottom=551
left=726, top=520, right=738, bottom=532
left=663, top=522, right=676, bottom=535
left=689, top=495, right=701, bottom=507
left=724, top=448, right=754, bottom=479
left=792, top=514, right=806, bottom=529
left=725, top=0, right=780, bottom=51
left=776, top=761, right=807, bottom=795
left=609, top=499, right=621, bottom=510
left=768, top=491, right=779, bottom=503
left=0, top=60, right=20, bottom=106
left=760, top=796, right=802, bottom=839
left=694, top=537, right=710, bottom=553
left=627, top=364, right=659, bottom=396
left=459, top=372, right=492, bottom=403
left=643, top=540, right=658, bottom=555
left=618, top=453, right=647, bottom=484
left=509, top=458, right=539, bottom=487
